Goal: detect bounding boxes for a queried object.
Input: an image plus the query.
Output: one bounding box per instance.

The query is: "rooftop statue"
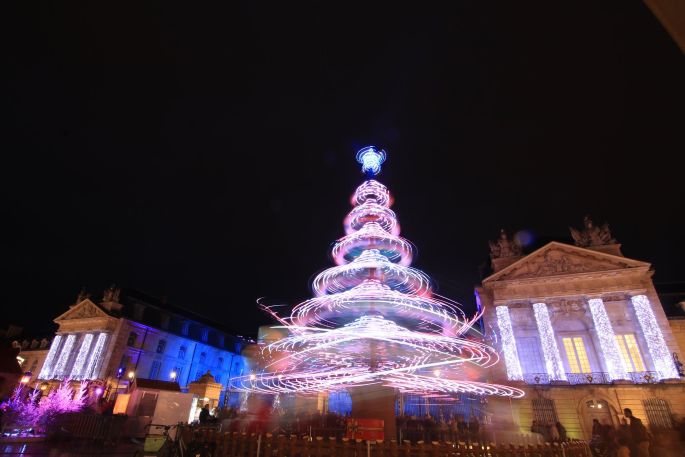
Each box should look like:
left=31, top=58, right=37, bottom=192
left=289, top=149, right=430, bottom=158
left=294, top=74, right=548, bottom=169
left=569, top=216, right=616, bottom=247
left=489, top=229, right=522, bottom=259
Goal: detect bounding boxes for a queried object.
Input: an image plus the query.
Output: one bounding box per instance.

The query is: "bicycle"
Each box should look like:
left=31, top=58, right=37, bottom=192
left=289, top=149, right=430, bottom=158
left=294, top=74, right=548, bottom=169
left=133, top=423, right=187, bottom=457
left=135, top=423, right=217, bottom=457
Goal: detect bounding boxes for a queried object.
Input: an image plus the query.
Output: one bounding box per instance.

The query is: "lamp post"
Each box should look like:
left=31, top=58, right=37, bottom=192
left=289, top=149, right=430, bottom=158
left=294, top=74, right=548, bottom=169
left=170, top=370, right=177, bottom=382
left=127, top=370, right=135, bottom=392
left=20, top=371, right=32, bottom=386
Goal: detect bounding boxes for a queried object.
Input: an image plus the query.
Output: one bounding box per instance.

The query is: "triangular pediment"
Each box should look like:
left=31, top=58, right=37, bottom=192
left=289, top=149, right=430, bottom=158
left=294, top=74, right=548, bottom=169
left=54, top=298, right=110, bottom=322
left=484, top=241, right=650, bottom=283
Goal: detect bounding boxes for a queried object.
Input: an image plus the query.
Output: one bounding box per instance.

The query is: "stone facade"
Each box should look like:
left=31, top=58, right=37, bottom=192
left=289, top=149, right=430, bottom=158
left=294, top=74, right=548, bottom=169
left=29, top=288, right=251, bottom=402
left=478, top=226, right=685, bottom=439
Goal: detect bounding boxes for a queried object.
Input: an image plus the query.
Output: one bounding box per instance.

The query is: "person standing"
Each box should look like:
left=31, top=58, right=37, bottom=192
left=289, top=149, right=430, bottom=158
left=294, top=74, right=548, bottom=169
left=549, top=422, right=560, bottom=442
left=468, top=416, right=480, bottom=442
left=624, top=408, right=650, bottom=457
left=199, top=404, right=211, bottom=424
left=555, top=422, right=567, bottom=442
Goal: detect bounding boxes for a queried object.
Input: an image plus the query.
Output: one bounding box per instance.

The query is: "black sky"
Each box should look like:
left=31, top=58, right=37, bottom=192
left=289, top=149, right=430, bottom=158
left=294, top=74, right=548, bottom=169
left=3, top=2, right=684, bottom=337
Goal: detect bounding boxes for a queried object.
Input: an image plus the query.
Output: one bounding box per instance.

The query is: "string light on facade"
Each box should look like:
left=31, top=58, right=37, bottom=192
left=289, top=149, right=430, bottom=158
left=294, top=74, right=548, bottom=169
left=84, top=333, right=108, bottom=380
left=69, top=333, right=94, bottom=380
left=496, top=306, right=523, bottom=381
left=631, top=295, right=678, bottom=379
left=231, top=147, right=524, bottom=399
left=52, top=334, right=76, bottom=379
left=533, top=303, right=566, bottom=381
left=38, top=334, right=62, bottom=380
left=588, top=298, right=629, bottom=380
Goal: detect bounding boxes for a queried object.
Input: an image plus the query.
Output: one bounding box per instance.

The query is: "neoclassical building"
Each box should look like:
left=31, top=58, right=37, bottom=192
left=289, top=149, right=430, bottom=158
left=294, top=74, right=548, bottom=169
left=478, top=218, right=685, bottom=439
left=29, top=286, right=252, bottom=404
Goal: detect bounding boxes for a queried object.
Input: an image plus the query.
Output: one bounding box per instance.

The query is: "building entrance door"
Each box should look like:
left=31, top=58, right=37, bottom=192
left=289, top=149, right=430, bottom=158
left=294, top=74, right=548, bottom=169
left=582, top=399, right=614, bottom=438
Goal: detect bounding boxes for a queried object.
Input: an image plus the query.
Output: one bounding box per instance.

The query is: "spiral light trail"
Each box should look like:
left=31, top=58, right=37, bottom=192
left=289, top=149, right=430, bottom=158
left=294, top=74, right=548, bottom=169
left=233, top=147, right=524, bottom=399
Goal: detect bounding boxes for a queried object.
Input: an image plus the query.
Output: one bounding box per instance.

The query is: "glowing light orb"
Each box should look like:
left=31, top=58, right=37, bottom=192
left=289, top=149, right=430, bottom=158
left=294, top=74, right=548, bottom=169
left=356, top=146, right=386, bottom=175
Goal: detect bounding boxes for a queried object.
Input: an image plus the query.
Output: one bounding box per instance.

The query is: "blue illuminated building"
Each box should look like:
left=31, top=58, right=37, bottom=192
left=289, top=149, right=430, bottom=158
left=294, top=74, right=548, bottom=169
left=28, top=285, right=252, bottom=407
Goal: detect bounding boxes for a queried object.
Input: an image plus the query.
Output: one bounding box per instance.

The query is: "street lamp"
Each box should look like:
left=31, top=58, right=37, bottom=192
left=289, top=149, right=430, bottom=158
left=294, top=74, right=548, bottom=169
left=170, top=371, right=177, bottom=381
left=127, top=371, right=135, bottom=393
left=20, top=371, right=32, bottom=385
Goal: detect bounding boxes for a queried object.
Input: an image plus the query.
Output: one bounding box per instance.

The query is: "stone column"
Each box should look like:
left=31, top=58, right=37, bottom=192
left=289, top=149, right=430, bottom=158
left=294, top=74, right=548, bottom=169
left=38, top=334, right=63, bottom=380
left=53, top=334, right=77, bottom=379
left=631, top=295, right=679, bottom=379
left=587, top=298, right=629, bottom=380
left=532, top=303, right=566, bottom=381
left=85, top=333, right=109, bottom=379
left=495, top=306, right=523, bottom=381
left=69, top=333, right=95, bottom=380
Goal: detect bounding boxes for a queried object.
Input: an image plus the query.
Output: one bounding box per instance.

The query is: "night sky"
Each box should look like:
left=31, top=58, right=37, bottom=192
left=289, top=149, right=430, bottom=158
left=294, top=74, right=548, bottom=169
left=3, top=3, right=684, bottom=338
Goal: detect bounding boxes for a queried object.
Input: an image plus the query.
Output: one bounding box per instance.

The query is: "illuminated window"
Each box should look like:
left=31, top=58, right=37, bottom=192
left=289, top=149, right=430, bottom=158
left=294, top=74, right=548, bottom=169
left=562, top=337, right=591, bottom=373
left=149, top=361, right=161, bottom=379
left=616, top=334, right=645, bottom=372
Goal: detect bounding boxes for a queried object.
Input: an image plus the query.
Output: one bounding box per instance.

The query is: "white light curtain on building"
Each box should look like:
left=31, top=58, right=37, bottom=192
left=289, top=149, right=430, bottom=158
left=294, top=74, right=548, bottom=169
left=52, top=334, right=77, bottom=379
left=69, top=333, right=94, bottom=380
left=38, top=334, right=63, bottom=380
left=496, top=306, right=523, bottom=380
left=631, top=295, right=678, bottom=379
left=588, top=298, right=629, bottom=380
left=84, top=333, right=108, bottom=380
left=533, top=302, right=567, bottom=381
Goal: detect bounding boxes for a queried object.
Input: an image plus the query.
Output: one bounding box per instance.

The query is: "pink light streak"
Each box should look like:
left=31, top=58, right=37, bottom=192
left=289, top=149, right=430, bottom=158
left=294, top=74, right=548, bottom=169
left=235, top=150, right=523, bottom=399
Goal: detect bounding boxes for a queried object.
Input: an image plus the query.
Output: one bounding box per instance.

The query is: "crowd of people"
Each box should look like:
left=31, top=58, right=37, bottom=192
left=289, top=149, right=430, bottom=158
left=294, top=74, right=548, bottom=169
left=193, top=407, right=486, bottom=444
left=396, top=414, right=482, bottom=443
left=589, top=408, right=651, bottom=457
left=530, top=419, right=567, bottom=442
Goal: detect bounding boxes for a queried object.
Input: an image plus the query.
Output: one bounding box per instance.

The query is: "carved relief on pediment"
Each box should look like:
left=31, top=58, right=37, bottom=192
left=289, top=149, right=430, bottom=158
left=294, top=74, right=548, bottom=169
left=601, top=293, right=628, bottom=303
left=56, top=299, right=108, bottom=321
left=509, top=307, right=533, bottom=326
left=548, top=298, right=586, bottom=318
left=497, top=247, right=634, bottom=281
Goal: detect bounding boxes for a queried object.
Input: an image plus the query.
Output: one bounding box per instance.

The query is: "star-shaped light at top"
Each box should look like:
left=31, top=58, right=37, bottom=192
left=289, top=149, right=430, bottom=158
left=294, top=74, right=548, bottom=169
left=356, top=146, right=387, bottom=176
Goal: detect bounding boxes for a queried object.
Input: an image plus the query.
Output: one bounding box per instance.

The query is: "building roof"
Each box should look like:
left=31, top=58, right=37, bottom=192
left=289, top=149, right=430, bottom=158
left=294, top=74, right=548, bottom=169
left=118, top=288, right=255, bottom=341
left=133, top=378, right=182, bottom=392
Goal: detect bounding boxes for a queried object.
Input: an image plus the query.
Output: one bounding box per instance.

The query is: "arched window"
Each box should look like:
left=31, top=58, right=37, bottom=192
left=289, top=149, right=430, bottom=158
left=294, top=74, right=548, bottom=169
left=199, top=352, right=207, bottom=364
left=178, top=346, right=187, bottom=360
left=217, top=357, right=224, bottom=368
left=156, top=340, right=167, bottom=354
left=127, top=332, right=138, bottom=347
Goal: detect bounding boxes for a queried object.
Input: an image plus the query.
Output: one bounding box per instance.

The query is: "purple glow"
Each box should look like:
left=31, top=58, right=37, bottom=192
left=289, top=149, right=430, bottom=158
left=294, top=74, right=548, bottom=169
left=233, top=149, right=523, bottom=399
left=94, top=387, right=103, bottom=396
left=0, top=380, right=88, bottom=432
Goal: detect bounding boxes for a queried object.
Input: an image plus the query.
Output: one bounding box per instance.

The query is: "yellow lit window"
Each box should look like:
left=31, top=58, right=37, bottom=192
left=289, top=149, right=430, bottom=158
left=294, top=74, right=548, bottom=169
left=574, top=337, right=591, bottom=373
left=563, top=338, right=579, bottom=373
left=616, top=334, right=645, bottom=372
left=563, top=337, right=591, bottom=373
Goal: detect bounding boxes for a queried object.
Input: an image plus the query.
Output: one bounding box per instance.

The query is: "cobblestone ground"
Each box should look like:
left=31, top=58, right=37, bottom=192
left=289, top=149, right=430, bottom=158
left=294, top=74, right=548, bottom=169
left=0, top=440, right=141, bottom=456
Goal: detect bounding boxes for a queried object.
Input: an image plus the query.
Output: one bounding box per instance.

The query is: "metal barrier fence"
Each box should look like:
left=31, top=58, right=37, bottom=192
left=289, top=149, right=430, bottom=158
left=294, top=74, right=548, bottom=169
left=49, top=413, right=128, bottom=443
left=187, top=430, right=592, bottom=457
